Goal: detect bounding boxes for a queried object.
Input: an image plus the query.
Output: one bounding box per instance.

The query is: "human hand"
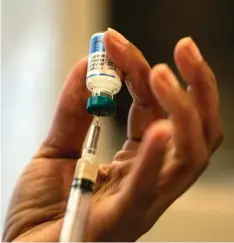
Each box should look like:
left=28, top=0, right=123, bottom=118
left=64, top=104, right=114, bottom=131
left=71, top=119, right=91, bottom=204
left=3, top=28, right=223, bottom=242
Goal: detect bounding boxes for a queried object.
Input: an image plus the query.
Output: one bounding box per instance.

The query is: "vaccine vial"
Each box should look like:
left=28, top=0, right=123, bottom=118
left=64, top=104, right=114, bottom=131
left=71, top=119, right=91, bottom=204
left=86, top=32, right=122, bottom=116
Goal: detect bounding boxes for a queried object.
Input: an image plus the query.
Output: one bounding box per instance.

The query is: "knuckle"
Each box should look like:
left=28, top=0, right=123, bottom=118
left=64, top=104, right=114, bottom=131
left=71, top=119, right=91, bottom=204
left=188, top=146, right=209, bottom=169
left=199, top=151, right=210, bottom=167
left=210, top=119, right=224, bottom=152
left=216, top=126, right=224, bottom=144
left=186, top=150, right=210, bottom=172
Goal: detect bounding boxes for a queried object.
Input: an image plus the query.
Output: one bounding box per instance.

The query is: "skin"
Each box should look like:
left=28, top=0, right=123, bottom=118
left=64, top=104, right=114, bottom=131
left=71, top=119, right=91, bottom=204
left=2, top=28, right=223, bottom=242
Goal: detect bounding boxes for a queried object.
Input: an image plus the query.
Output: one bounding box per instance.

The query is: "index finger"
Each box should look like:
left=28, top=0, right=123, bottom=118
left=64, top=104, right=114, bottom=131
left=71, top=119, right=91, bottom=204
left=104, top=28, right=155, bottom=106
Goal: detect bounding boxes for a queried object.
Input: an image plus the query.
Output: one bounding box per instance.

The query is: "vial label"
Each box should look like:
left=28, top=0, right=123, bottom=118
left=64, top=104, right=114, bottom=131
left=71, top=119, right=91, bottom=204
left=87, top=33, right=122, bottom=81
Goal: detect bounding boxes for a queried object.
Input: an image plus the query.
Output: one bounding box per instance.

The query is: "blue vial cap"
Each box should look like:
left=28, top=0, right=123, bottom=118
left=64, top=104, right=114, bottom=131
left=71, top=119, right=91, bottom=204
left=86, top=96, right=116, bottom=116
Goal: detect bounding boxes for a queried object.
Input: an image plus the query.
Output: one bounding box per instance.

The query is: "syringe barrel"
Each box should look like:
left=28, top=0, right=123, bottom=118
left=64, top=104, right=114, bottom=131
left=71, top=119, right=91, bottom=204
left=59, top=120, right=101, bottom=242
left=59, top=186, right=92, bottom=242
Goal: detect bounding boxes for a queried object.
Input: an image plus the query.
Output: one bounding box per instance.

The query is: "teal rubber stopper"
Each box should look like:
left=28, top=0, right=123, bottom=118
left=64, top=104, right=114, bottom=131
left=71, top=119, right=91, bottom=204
left=86, top=96, right=116, bottom=116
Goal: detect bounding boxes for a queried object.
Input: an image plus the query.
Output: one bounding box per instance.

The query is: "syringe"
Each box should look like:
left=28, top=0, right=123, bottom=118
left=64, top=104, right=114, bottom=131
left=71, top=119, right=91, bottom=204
left=59, top=118, right=101, bottom=242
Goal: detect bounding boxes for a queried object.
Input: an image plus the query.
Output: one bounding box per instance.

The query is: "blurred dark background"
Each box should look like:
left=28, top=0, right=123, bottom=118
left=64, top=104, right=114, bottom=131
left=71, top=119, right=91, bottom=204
left=113, top=0, right=234, bottom=157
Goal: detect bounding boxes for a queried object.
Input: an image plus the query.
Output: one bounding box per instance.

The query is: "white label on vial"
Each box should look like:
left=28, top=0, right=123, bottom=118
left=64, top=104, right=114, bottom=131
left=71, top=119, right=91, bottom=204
left=87, top=51, right=122, bottom=81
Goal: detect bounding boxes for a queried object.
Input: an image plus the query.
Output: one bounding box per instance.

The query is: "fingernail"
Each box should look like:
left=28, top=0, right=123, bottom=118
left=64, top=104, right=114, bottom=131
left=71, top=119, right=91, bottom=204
left=152, top=64, right=178, bottom=91
left=106, top=27, right=129, bottom=46
left=183, top=37, right=203, bottom=61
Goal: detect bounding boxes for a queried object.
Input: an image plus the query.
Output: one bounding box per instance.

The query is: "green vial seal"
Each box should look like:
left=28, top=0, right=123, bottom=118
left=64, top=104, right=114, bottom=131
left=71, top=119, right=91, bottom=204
left=86, top=95, right=116, bottom=116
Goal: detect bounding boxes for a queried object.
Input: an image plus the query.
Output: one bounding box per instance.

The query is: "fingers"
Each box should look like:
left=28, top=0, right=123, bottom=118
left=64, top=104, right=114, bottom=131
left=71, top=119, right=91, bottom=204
left=174, top=37, right=223, bottom=151
left=104, top=28, right=154, bottom=106
left=38, top=57, right=92, bottom=158
left=123, top=120, right=172, bottom=205
left=149, top=64, right=208, bottom=165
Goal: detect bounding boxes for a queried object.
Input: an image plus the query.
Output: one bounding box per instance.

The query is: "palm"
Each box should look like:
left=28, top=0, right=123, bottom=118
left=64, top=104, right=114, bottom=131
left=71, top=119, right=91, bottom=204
left=4, top=157, right=118, bottom=241
left=4, top=98, right=167, bottom=241
left=4, top=159, right=127, bottom=240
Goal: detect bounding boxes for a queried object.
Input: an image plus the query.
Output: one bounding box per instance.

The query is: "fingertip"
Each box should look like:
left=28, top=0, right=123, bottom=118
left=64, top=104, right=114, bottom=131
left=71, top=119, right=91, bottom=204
left=151, top=63, right=169, bottom=75
left=79, top=56, right=88, bottom=63
left=174, top=36, right=193, bottom=58
left=73, top=56, right=88, bottom=69
left=174, top=36, right=203, bottom=62
left=133, top=120, right=173, bottom=185
left=104, top=28, right=129, bottom=44
left=150, top=63, right=169, bottom=82
left=66, top=56, right=88, bottom=86
left=150, top=63, right=179, bottom=99
left=143, top=120, right=173, bottom=146
left=103, top=28, right=129, bottom=56
left=61, top=56, right=90, bottom=109
left=103, top=28, right=110, bottom=46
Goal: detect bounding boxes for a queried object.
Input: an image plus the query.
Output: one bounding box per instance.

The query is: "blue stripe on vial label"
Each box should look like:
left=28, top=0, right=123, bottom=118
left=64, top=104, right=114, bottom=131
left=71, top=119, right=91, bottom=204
left=86, top=73, right=115, bottom=79
left=89, top=34, right=105, bottom=54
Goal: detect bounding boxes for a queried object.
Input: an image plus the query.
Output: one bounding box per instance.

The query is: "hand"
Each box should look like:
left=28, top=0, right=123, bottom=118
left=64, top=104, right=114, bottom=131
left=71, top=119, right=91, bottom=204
left=3, top=28, right=223, bottom=242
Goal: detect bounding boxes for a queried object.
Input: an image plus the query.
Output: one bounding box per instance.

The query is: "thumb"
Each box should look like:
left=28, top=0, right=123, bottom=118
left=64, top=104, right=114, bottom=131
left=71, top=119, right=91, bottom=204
left=38, top=57, right=92, bottom=158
